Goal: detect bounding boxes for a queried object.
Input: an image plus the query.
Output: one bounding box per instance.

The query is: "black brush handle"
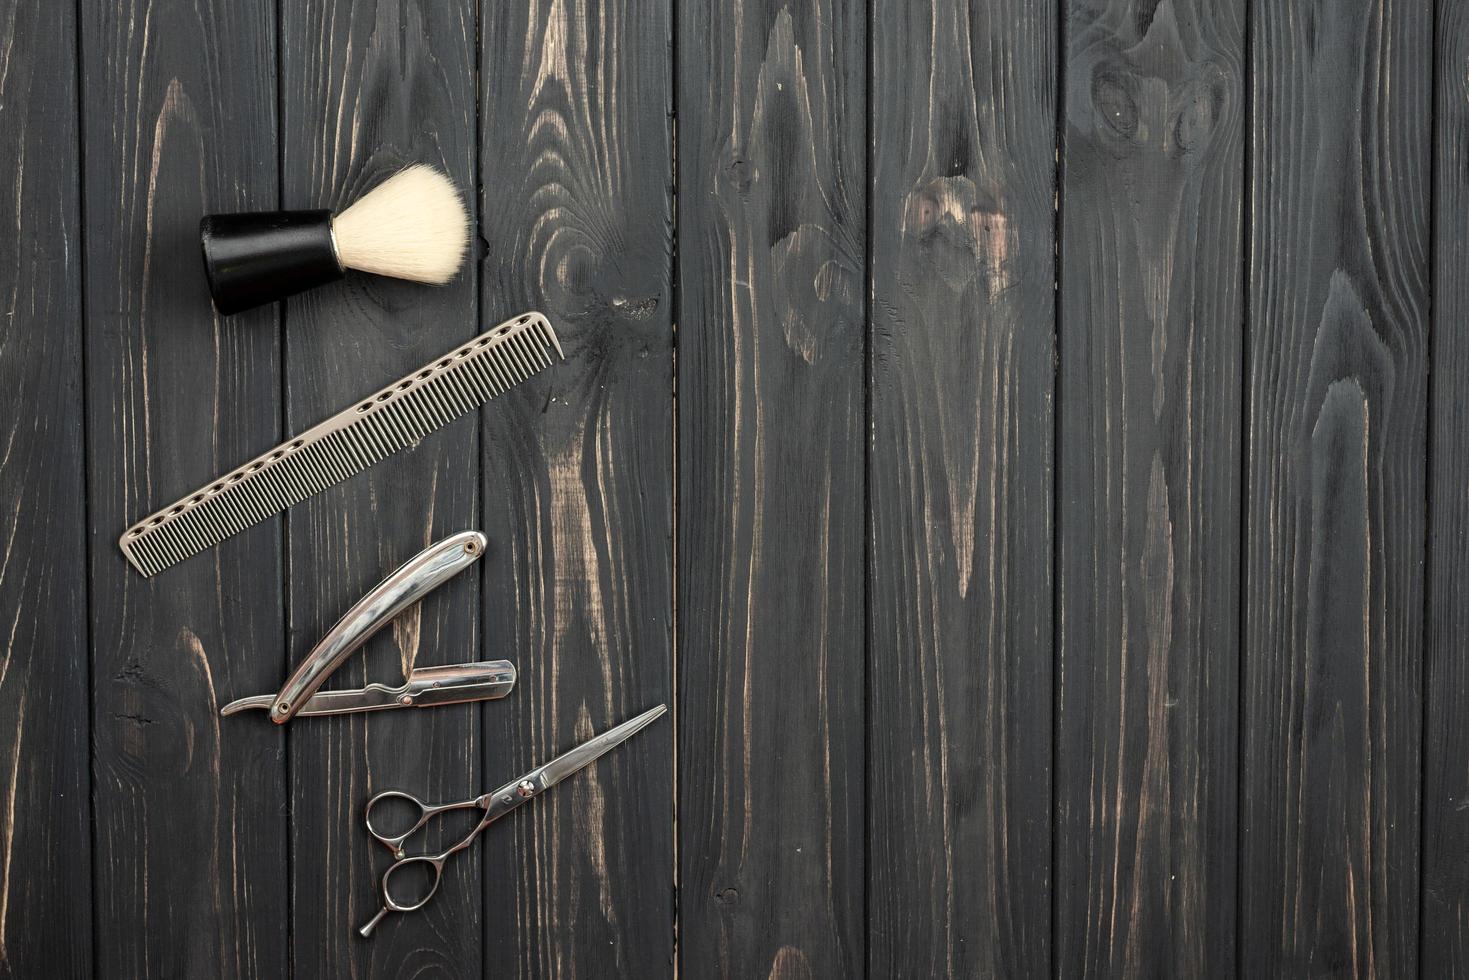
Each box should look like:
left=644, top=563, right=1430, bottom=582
left=199, top=209, right=343, bottom=315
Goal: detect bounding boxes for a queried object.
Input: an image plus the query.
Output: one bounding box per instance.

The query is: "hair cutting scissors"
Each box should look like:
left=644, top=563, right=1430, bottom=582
left=358, top=703, right=667, bottom=937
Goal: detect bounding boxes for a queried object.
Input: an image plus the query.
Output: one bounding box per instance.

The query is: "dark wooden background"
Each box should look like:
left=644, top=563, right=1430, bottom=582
left=2, top=0, right=1466, bottom=975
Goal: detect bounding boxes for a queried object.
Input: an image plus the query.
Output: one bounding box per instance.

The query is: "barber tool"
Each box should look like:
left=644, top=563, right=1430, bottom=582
left=200, top=164, right=470, bottom=314
left=119, top=311, right=562, bottom=577
left=358, top=704, right=668, bottom=938
left=220, top=531, right=511, bottom=722
left=223, top=659, right=515, bottom=719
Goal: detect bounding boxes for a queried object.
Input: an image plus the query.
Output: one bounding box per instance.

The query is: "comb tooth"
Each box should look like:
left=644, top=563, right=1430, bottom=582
left=478, top=370, right=504, bottom=400
left=433, top=382, right=461, bottom=425
left=526, top=320, right=553, bottom=357
left=275, top=454, right=304, bottom=503
left=305, top=445, right=332, bottom=485
left=506, top=335, right=534, bottom=379
left=532, top=314, right=564, bottom=359
left=422, top=392, right=452, bottom=435
left=383, top=401, right=411, bottom=442
left=522, top=331, right=549, bottom=369
left=448, top=369, right=477, bottom=416
left=238, top=478, right=263, bottom=519
left=433, top=362, right=463, bottom=404
left=387, top=402, right=414, bottom=444
left=464, top=352, right=491, bottom=390
left=175, top=518, right=200, bottom=558
left=429, top=377, right=462, bottom=423
left=479, top=352, right=508, bottom=395
left=212, top=497, right=236, bottom=536
left=387, top=401, right=415, bottom=445
left=222, top=487, right=249, bottom=526
left=148, top=538, right=168, bottom=574
left=248, top=485, right=273, bottom=528
left=342, top=422, right=365, bottom=464
left=293, top=448, right=319, bottom=488
left=129, top=536, right=154, bottom=574
left=481, top=339, right=511, bottom=378
left=416, top=385, right=445, bottom=432
left=493, top=343, right=522, bottom=387
left=314, top=441, right=341, bottom=483
left=340, top=430, right=370, bottom=475
left=466, top=365, right=494, bottom=405
left=325, top=431, right=357, bottom=477
left=497, top=348, right=525, bottom=388
left=407, top=383, right=434, bottom=423
left=442, top=363, right=468, bottom=403
left=340, top=423, right=367, bottom=464
left=158, top=521, right=186, bottom=566
left=213, top=494, right=241, bottom=539
left=358, top=413, right=382, bottom=449
left=269, top=458, right=294, bottom=508
left=288, top=458, right=312, bottom=500
left=130, top=532, right=154, bottom=568
left=396, top=388, right=425, bottom=438
left=368, top=416, right=394, bottom=459
left=193, top=505, right=221, bottom=552
left=497, top=338, right=523, bottom=378
left=462, top=357, right=488, bottom=396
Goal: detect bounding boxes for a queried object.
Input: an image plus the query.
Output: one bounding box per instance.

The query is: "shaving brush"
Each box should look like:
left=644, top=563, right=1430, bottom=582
left=200, top=164, right=470, bottom=315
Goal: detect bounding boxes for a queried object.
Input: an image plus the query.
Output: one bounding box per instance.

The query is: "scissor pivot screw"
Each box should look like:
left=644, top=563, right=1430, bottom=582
left=516, top=780, right=536, bottom=798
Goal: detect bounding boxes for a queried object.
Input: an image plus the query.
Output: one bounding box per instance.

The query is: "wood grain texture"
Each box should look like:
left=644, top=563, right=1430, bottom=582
left=0, top=1, right=89, bottom=975
left=1054, top=0, right=1243, bottom=975
left=1424, top=0, right=1469, bottom=972
left=80, top=0, right=288, bottom=975
left=676, top=2, right=865, bottom=976
left=478, top=0, right=675, bottom=975
left=1240, top=0, right=1431, bottom=975
left=867, top=0, right=1056, bottom=975
left=19, top=2, right=1469, bottom=971
left=278, top=0, right=484, bottom=970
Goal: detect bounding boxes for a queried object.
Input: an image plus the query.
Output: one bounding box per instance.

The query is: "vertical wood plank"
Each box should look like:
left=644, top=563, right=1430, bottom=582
left=1240, top=0, right=1430, bottom=974
left=479, top=0, right=675, bottom=975
left=867, top=0, right=1056, bottom=975
left=1054, top=0, right=1243, bottom=974
left=0, top=1, right=90, bottom=974
left=676, top=2, right=866, bottom=976
left=1424, top=0, right=1469, bottom=972
left=278, top=0, right=483, bottom=970
left=80, top=0, right=288, bottom=975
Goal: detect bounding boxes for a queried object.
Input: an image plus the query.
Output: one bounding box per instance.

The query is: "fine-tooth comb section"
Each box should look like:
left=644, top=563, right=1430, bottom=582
left=119, top=311, right=563, bottom=577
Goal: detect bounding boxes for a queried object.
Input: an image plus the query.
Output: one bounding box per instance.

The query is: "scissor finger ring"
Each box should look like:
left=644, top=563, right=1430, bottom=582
left=364, top=790, right=431, bottom=850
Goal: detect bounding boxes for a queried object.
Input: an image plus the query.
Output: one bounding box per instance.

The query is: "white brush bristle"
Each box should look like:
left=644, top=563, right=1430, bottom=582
left=331, top=164, right=469, bottom=284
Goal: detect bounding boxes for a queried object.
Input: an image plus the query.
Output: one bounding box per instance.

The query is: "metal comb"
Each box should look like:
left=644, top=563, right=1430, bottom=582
left=119, top=312, right=562, bottom=577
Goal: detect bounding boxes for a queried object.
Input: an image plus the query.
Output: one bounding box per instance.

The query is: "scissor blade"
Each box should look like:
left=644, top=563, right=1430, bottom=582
left=533, top=705, right=667, bottom=790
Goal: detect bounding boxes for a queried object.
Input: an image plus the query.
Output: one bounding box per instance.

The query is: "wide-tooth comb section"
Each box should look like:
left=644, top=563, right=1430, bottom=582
left=119, top=311, right=563, bottom=577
